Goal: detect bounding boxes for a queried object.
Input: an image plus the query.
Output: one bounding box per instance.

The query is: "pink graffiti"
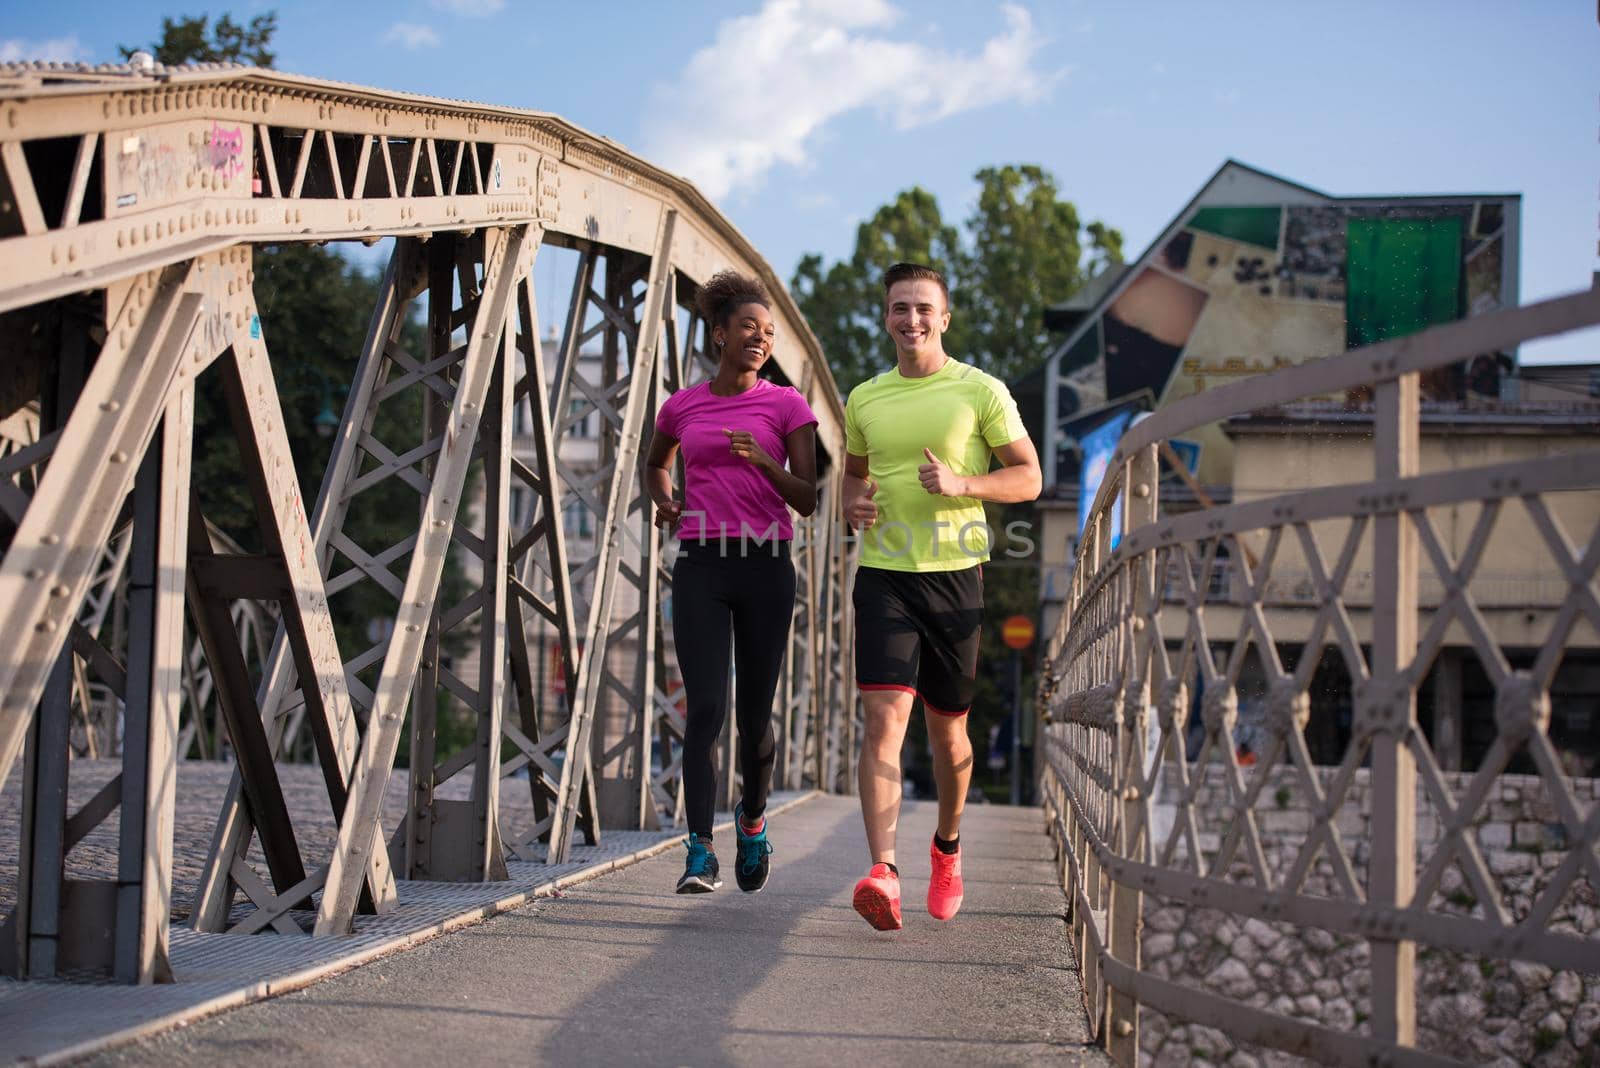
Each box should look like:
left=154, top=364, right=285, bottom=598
left=205, top=122, right=246, bottom=180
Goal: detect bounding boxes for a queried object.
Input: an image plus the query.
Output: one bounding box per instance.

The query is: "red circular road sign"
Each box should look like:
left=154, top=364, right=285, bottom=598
left=1001, top=615, right=1035, bottom=650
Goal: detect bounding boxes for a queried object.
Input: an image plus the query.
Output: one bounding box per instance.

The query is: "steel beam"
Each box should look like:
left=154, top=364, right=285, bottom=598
left=499, top=265, right=597, bottom=857
left=4, top=375, right=195, bottom=982
left=0, top=260, right=206, bottom=796
left=191, top=243, right=419, bottom=931
left=115, top=383, right=193, bottom=983
left=401, top=230, right=520, bottom=883
left=1368, top=372, right=1420, bottom=1046
left=547, top=210, right=676, bottom=863
left=316, top=224, right=531, bottom=934
left=0, top=68, right=848, bottom=461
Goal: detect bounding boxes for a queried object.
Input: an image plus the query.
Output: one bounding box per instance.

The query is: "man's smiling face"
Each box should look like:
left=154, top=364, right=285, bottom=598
left=884, top=278, right=951, bottom=361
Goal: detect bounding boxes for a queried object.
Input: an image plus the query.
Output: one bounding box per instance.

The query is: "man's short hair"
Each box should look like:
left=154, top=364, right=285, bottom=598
left=882, top=262, right=950, bottom=307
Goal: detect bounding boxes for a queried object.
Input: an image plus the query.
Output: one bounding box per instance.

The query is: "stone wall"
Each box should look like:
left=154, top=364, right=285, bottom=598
left=1132, top=764, right=1600, bottom=1067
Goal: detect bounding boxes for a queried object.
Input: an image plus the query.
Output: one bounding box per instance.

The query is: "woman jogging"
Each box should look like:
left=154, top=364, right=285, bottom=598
left=645, top=270, right=818, bottom=894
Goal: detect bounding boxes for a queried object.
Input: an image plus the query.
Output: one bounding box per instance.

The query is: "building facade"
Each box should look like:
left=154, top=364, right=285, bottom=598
left=1022, top=161, right=1599, bottom=775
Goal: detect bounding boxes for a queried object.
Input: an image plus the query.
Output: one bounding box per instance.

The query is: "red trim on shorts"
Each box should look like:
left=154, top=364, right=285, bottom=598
left=857, top=681, right=969, bottom=717
left=858, top=682, right=918, bottom=697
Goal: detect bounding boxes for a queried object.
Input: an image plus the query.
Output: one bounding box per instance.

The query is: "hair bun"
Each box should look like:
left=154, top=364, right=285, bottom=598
left=696, top=270, right=771, bottom=328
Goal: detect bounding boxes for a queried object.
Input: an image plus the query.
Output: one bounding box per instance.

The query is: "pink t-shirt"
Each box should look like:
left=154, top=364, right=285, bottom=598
left=655, top=378, right=818, bottom=541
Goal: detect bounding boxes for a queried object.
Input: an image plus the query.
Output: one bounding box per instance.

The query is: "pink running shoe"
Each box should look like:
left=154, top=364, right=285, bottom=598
left=927, top=837, right=964, bottom=921
left=852, top=863, right=903, bottom=931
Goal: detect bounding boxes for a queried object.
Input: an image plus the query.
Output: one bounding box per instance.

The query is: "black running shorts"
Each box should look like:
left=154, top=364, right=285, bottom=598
left=852, top=564, right=983, bottom=716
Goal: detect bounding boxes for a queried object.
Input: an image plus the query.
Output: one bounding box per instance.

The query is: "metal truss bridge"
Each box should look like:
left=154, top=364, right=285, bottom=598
left=0, top=61, right=854, bottom=983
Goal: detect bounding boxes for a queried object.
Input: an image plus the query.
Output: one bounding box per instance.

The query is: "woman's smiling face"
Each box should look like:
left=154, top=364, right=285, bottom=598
left=716, top=301, right=775, bottom=372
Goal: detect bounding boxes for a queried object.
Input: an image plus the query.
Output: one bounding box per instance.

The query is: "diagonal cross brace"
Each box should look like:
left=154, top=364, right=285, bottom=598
left=191, top=337, right=400, bottom=920
left=505, top=268, right=596, bottom=845
left=192, top=244, right=420, bottom=932
left=547, top=211, right=677, bottom=863
left=315, top=224, right=535, bottom=935
left=0, top=262, right=204, bottom=797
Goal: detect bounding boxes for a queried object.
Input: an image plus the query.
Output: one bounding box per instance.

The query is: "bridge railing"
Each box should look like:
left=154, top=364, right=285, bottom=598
left=1039, top=285, right=1600, bottom=1066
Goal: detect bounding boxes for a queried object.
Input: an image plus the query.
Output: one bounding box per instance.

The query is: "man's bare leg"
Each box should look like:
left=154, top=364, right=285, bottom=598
left=857, top=689, right=915, bottom=866
left=925, top=709, right=973, bottom=840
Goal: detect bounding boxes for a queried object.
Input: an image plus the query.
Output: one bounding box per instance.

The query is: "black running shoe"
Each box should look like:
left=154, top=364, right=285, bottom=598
left=734, top=803, right=773, bottom=893
left=676, top=833, right=721, bottom=893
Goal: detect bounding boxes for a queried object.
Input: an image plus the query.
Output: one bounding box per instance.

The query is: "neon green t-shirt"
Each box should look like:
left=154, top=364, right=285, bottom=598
left=844, top=358, right=1028, bottom=572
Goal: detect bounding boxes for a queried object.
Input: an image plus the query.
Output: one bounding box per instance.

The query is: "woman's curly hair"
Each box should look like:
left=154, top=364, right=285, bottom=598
left=695, top=269, right=771, bottom=330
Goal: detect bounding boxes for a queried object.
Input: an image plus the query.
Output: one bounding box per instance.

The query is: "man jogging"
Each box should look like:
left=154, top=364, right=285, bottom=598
left=842, top=262, right=1041, bottom=932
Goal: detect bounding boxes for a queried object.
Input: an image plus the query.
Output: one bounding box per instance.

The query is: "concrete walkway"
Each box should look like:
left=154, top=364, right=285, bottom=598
left=89, top=795, right=1108, bottom=1066
left=3, top=767, right=805, bottom=1064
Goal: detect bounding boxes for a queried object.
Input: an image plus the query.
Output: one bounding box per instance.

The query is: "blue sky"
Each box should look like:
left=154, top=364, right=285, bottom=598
left=4, top=0, right=1597, bottom=362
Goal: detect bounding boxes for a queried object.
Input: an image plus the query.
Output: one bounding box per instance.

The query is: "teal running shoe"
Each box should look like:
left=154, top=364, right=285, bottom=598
left=734, top=803, right=773, bottom=893
left=676, top=833, right=721, bottom=893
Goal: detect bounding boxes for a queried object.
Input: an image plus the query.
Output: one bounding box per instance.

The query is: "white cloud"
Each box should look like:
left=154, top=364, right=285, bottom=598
left=429, top=0, right=504, bottom=15
left=0, top=36, right=85, bottom=63
left=1212, top=87, right=1241, bottom=105
left=643, top=0, right=1059, bottom=201
left=384, top=23, right=441, bottom=50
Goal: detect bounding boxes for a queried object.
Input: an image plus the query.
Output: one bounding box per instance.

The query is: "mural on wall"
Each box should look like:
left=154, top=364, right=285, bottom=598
left=1278, top=206, right=1350, bottom=303
left=1055, top=181, right=1517, bottom=487
left=1103, top=268, right=1209, bottom=401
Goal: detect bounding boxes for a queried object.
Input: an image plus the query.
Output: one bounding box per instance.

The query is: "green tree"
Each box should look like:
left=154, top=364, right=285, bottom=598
left=964, top=165, right=1124, bottom=382
left=791, top=187, right=967, bottom=394
left=793, top=165, right=1122, bottom=391
left=121, top=12, right=278, bottom=67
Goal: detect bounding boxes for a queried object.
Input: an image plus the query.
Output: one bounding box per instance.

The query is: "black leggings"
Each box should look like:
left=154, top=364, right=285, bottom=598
left=672, top=540, right=796, bottom=838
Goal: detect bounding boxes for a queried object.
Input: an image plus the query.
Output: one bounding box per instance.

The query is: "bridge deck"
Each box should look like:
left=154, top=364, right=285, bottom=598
left=4, top=792, right=1105, bottom=1065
